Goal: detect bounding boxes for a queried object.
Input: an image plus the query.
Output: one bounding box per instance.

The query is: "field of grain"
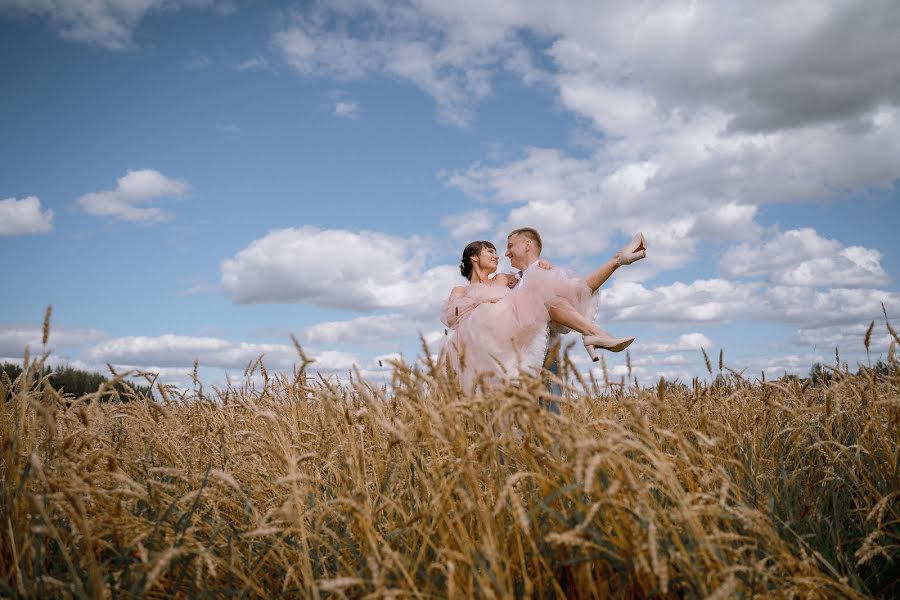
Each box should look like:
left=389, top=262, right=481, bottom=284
left=2, top=326, right=898, bottom=598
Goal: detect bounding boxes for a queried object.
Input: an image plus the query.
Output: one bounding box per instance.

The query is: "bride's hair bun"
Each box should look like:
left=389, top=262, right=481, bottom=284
left=460, top=240, right=496, bottom=280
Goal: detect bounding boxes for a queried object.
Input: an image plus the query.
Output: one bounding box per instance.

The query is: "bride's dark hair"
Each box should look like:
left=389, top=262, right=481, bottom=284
left=460, top=240, right=496, bottom=280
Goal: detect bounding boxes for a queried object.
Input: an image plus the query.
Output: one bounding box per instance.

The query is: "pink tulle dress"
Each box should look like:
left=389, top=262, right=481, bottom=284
left=439, top=266, right=595, bottom=392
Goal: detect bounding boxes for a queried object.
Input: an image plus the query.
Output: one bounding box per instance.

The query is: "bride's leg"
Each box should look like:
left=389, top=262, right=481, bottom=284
left=547, top=296, right=634, bottom=360
left=582, top=257, right=619, bottom=294
left=583, top=233, right=647, bottom=292
left=546, top=297, right=606, bottom=336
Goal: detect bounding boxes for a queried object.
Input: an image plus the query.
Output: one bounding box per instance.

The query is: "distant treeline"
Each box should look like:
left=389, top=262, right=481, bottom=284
left=0, top=362, right=153, bottom=401
left=808, top=359, right=890, bottom=385
left=0, top=359, right=888, bottom=401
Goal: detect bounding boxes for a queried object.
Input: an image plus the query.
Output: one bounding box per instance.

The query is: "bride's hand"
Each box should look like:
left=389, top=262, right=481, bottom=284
left=538, top=258, right=552, bottom=270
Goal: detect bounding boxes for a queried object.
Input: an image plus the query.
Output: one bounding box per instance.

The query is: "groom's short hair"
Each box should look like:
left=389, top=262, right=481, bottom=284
left=508, top=227, right=542, bottom=252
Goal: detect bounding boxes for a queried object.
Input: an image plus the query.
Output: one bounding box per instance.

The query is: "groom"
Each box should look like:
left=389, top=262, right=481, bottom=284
left=505, top=227, right=570, bottom=413
left=505, top=227, right=623, bottom=413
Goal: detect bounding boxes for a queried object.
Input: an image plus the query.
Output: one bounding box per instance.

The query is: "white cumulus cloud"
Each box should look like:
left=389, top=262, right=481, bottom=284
left=446, top=148, right=769, bottom=274
left=221, top=226, right=459, bottom=311
left=639, top=333, right=714, bottom=354
left=601, top=279, right=762, bottom=323
left=272, top=9, right=526, bottom=125
left=792, top=323, right=894, bottom=356
left=77, top=169, right=190, bottom=223
left=0, top=0, right=230, bottom=49
left=739, top=353, right=828, bottom=379
left=600, top=277, right=900, bottom=330
left=0, top=196, right=54, bottom=236
left=690, top=203, right=761, bottom=241
left=0, top=326, right=105, bottom=357
left=721, top=228, right=889, bottom=288
left=303, top=313, right=428, bottom=345
left=441, top=209, right=495, bottom=243
left=662, top=354, right=691, bottom=366
left=762, top=286, right=899, bottom=328
left=82, top=333, right=358, bottom=372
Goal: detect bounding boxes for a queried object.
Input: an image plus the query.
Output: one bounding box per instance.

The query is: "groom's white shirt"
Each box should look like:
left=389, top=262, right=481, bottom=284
left=516, top=259, right=541, bottom=287
left=517, top=260, right=570, bottom=337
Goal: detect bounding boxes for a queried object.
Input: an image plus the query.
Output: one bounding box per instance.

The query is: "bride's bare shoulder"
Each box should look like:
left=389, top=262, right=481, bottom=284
left=450, top=286, right=468, bottom=296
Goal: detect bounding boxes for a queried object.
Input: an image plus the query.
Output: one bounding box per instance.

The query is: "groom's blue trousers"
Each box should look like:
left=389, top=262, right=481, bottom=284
left=542, top=335, right=562, bottom=415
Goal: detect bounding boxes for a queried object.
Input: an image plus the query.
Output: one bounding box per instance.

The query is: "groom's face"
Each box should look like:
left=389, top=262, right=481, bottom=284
left=505, top=234, right=530, bottom=270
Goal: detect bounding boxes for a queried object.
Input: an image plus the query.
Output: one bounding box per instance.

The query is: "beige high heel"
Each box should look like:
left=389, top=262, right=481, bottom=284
left=583, top=334, right=635, bottom=361
left=615, top=232, right=647, bottom=267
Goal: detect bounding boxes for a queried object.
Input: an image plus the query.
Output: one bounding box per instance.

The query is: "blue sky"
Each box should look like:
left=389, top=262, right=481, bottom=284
left=2, top=0, right=898, bottom=387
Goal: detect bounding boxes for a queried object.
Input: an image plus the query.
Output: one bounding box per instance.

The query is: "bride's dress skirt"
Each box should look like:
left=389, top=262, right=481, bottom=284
left=439, top=268, right=594, bottom=393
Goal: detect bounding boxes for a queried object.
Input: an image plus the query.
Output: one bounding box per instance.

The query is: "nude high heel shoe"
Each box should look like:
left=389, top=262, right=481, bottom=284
left=583, top=334, right=635, bottom=361
left=615, top=232, right=646, bottom=267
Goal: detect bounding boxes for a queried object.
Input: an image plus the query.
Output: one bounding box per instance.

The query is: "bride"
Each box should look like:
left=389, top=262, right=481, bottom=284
left=439, top=231, right=646, bottom=391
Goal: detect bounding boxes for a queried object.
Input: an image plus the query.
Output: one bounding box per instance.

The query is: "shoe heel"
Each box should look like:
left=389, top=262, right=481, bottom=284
left=585, top=343, right=599, bottom=362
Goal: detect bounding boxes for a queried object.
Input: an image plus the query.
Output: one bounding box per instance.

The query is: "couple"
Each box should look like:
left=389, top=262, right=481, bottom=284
left=440, top=227, right=646, bottom=393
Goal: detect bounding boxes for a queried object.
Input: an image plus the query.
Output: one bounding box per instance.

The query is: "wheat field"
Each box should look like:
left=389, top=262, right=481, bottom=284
left=1, top=324, right=898, bottom=598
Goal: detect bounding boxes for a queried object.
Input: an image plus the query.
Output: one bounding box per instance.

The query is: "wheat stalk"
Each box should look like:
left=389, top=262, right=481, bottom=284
left=702, top=347, right=712, bottom=375
left=42, top=304, right=52, bottom=347
left=865, top=319, right=874, bottom=365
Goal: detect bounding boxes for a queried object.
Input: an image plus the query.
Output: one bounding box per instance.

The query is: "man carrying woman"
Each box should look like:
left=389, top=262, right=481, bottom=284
left=440, top=227, right=646, bottom=393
